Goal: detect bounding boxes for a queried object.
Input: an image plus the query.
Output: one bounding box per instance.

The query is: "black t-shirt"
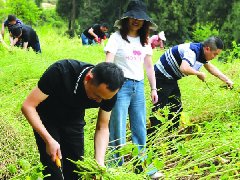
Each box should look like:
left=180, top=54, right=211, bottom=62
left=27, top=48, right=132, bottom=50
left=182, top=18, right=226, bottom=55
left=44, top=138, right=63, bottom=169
left=18, top=25, right=39, bottom=47
left=37, top=59, right=117, bottom=126
left=83, top=24, right=106, bottom=40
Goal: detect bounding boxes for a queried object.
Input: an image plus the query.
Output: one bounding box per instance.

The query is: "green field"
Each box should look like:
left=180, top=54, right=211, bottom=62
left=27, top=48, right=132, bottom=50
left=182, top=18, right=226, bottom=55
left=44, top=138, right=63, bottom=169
left=0, top=26, right=240, bottom=179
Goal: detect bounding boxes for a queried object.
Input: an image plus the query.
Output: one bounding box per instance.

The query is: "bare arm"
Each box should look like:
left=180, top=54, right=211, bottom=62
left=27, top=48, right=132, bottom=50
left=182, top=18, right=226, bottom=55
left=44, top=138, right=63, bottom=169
left=10, top=34, right=19, bottom=47
left=160, top=40, right=164, bottom=49
left=1, top=23, right=4, bottom=39
left=9, top=36, right=14, bottom=45
left=21, top=87, right=62, bottom=161
left=0, top=34, right=10, bottom=50
left=204, top=62, right=233, bottom=87
left=22, top=42, right=28, bottom=50
left=105, top=51, right=115, bottom=63
left=94, top=109, right=111, bottom=166
left=180, top=60, right=206, bottom=81
left=144, top=55, right=158, bottom=104
left=88, top=27, right=98, bottom=41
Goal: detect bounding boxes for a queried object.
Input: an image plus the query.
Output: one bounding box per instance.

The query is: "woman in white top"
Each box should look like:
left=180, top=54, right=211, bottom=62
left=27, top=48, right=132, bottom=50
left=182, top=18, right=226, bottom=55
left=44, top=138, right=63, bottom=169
left=104, top=1, right=162, bottom=178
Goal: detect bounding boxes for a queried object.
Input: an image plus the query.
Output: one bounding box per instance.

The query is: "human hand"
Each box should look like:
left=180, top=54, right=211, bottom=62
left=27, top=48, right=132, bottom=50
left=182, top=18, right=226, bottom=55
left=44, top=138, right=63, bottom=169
left=96, top=160, right=106, bottom=168
left=225, top=79, right=234, bottom=89
left=197, top=72, right=206, bottom=82
left=46, top=138, right=62, bottom=162
left=94, top=36, right=100, bottom=43
left=92, top=164, right=106, bottom=180
left=151, top=89, right=158, bottom=104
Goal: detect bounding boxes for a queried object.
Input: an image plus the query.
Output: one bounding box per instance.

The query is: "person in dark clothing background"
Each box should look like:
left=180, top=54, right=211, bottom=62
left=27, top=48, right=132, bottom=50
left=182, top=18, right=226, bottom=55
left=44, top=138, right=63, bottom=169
left=21, top=60, right=125, bottom=180
left=81, top=23, right=109, bottom=45
left=10, top=24, right=41, bottom=53
left=1, top=14, right=23, bottom=47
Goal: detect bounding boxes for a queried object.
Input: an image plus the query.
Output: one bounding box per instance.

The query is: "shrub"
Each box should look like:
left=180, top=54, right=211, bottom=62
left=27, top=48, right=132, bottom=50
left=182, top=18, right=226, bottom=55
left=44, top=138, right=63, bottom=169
left=192, top=23, right=219, bottom=42
left=39, top=9, right=65, bottom=28
left=5, top=0, right=41, bottom=25
left=218, top=41, right=240, bottom=63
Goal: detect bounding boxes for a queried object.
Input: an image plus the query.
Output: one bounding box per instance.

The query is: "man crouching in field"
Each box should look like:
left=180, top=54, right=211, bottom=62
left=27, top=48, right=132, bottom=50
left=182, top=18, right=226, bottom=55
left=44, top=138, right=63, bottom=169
left=21, top=60, right=124, bottom=180
left=149, top=36, right=234, bottom=134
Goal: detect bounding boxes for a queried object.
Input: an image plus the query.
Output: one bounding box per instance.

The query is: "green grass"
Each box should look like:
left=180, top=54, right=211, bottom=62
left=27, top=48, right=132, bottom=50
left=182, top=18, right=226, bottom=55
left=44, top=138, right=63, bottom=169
left=0, top=26, right=239, bottom=179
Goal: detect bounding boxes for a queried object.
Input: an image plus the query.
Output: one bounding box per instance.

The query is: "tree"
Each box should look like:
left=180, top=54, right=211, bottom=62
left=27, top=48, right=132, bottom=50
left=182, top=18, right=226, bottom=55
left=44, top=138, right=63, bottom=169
left=196, top=0, right=234, bottom=29
left=147, top=0, right=198, bottom=45
left=5, top=0, right=40, bottom=25
left=0, top=0, right=6, bottom=21
left=98, top=0, right=129, bottom=31
left=56, top=0, right=81, bottom=37
left=219, top=1, right=240, bottom=47
left=35, top=0, right=43, bottom=7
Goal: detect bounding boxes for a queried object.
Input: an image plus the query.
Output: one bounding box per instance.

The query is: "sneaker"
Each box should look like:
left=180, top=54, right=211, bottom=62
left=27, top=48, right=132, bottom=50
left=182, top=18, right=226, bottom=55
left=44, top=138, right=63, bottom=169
left=150, top=171, right=164, bottom=179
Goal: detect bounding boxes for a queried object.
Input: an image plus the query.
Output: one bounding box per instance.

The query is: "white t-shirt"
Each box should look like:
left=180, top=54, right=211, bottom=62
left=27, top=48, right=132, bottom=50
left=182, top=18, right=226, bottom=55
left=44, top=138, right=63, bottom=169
left=104, top=31, right=152, bottom=81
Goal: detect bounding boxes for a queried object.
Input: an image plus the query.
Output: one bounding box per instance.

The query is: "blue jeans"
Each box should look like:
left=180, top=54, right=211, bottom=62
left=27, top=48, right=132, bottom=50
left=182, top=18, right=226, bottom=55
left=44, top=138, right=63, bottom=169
left=109, top=79, right=146, bottom=165
left=81, top=33, right=96, bottom=45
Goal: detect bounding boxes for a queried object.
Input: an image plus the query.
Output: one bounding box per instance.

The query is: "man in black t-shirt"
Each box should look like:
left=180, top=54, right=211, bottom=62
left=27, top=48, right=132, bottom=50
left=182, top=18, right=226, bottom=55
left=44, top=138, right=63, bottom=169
left=81, top=23, right=108, bottom=45
left=10, top=24, right=41, bottom=53
left=21, top=60, right=124, bottom=180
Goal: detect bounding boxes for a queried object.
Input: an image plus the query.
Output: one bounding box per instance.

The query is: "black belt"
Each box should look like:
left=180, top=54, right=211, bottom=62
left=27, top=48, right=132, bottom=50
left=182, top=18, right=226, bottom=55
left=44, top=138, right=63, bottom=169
left=124, top=78, right=140, bottom=82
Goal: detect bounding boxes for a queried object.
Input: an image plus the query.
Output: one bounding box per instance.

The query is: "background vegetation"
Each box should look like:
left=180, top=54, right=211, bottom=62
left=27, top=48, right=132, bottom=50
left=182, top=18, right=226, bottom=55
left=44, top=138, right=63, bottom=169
left=1, top=0, right=240, bottom=47
left=0, top=0, right=240, bottom=179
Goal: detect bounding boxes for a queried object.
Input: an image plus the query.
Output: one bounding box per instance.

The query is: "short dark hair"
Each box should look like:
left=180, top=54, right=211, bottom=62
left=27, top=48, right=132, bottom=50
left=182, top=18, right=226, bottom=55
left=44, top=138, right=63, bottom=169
left=10, top=24, right=22, bottom=37
left=91, top=62, right=124, bottom=91
left=203, top=36, right=224, bottom=50
left=7, top=15, right=17, bottom=22
left=101, top=23, right=109, bottom=29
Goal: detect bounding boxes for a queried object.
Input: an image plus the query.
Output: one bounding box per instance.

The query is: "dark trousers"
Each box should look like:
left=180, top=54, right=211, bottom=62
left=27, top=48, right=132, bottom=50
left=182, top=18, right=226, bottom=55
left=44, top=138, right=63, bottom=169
left=148, top=72, right=183, bottom=135
left=31, top=42, right=41, bottom=53
left=34, top=123, right=84, bottom=180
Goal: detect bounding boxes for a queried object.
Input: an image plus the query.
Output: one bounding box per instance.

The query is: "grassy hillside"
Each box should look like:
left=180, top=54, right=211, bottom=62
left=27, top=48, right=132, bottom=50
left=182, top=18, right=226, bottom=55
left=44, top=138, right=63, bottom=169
left=0, top=26, right=239, bottom=179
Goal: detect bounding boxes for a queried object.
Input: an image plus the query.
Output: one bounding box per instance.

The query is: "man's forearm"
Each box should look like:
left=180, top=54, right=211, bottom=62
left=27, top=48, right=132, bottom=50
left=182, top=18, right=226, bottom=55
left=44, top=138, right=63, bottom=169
left=1, top=32, right=4, bottom=39
left=1, top=25, right=4, bottom=38
left=94, top=128, right=109, bottom=166
left=11, top=38, right=18, bottom=46
left=205, top=63, right=231, bottom=83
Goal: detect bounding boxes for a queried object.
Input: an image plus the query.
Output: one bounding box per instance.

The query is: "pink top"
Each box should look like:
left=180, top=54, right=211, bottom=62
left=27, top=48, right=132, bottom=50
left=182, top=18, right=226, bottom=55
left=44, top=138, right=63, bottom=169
left=149, top=35, right=164, bottom=49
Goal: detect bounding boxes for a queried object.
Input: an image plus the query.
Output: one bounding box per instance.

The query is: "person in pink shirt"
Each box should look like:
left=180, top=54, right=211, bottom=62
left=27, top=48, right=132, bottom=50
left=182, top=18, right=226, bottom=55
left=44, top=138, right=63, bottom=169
left=149, top=31, right=166, bottom=50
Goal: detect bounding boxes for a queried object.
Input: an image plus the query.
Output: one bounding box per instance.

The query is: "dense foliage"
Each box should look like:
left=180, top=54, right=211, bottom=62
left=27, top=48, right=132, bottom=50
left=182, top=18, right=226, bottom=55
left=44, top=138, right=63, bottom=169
left=1, top=0, right=240, bottom=47
left=57, top=0, right=240, bottom=47
left=4, top=0, right=40, bottom=25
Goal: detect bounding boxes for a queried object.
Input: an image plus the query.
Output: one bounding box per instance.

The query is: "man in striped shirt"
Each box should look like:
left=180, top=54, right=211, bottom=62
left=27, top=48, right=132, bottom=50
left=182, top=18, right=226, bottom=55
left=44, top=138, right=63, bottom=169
left=149, top=37, right=233, bottom=133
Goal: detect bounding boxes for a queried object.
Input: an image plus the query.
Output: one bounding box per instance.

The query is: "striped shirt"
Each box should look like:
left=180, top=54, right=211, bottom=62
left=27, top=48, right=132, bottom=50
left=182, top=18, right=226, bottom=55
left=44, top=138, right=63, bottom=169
left=155, top=42, right=207, bottom=80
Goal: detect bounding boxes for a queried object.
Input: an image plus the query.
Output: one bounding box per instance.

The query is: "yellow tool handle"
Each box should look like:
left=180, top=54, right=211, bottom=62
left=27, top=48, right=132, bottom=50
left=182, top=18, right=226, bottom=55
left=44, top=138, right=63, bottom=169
left=55, top=156, right=62, bottom=168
